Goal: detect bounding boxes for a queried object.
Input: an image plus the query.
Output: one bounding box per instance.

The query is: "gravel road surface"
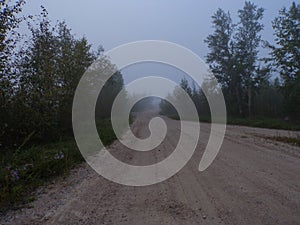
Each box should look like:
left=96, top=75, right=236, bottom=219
left=1, top=113, right=300, bottom=225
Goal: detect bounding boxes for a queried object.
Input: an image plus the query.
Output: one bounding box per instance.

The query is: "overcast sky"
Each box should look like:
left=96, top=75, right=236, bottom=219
left=20, top=0, right=298, bottom=85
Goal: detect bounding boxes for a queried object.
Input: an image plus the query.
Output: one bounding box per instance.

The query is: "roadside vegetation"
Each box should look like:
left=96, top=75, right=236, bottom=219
left=252, top=133, right=300, bottom=147
left=0, top=1, right=126, bottom=211
left=0, top=116, right=132, bottom=212
left=167, top=114, right=300, bottom=131
left=263, top=136, right=300, bottom=147
left=0, top=119, right=120, bottom=212
left=227, top=118, right=300, bottom=131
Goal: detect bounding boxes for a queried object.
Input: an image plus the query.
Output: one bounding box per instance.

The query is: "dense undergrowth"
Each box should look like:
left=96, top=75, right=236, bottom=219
left=0, top=119, right=120, bottom=213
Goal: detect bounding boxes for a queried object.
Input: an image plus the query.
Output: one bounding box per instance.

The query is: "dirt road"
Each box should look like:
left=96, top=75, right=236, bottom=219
left=2, top=113, right=300, bottom=225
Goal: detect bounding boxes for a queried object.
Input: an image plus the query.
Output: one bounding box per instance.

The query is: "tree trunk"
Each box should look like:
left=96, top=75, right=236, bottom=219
left=235, top=86, right=243, bottom=116
left=248, top=76, right=252, bottom=117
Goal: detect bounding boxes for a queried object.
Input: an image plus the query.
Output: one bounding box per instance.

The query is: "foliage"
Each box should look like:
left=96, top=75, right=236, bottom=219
left=263, top=135, right=300, bottom=147
left=0, top=0, right=25, bottom=75
left=0, top=139, right=82, bottom=211
left=96, top=71, right=125, bottom=119
left=227, top=117, right=300, bottom=131
left=0, top=3, right=127, bottom=211
left=0, top=0, right=26, bottom=150
left=270, top=2, right=300, bottom=119
left=0, top=118, right=122, bottom=211
left=205, top=2, right=269, bottom=117
left=253, top=79, right=284, bottom=117
left=204, top=1, right=300, bottom=121
left=235, top=2, right=265, bottom=116
left=0, top=7, right=98, bottom=150
left=159, top=77, right=210, bottom=119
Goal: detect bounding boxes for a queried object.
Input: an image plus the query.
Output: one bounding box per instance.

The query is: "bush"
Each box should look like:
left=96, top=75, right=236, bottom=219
left=0, top=140, right=83, bottom=211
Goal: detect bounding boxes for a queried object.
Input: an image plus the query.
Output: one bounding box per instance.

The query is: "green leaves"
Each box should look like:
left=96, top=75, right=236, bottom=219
left=0, top=5, right=97, bottom=150
left=271, top=2, right=300, bottom=118
left=205, top=2, right=268, bottom=117
left=272, top=2, right=300, bottom=81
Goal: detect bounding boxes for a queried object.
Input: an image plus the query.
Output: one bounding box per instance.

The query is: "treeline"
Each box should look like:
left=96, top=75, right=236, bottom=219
left=161, top=1, right=300, bottom=122
left=0, top=1, right=124, bottom=152
left=206, top=1, right=299, bottom=119
left=160, top=78, right=211, bottom=119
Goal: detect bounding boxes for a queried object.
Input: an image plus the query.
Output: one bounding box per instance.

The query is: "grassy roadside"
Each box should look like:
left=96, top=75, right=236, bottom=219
left=261, top=136, right=300, bottom=147
left=0, top=140, right=82, bottom=212
left=227, top=117, right=300, bottom=131
left=168, top=114, right=300, bottom=146
left=166, top=114, right=300, bottom=131
left=0, top=118, right=127, bottom=213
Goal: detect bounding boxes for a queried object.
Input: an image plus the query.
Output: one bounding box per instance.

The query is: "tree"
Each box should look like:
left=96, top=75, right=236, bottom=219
left=96, top=70, right=125, bottom=119
left=205, top=9, right=234, bottom=88
left=204, top=8, right=244, bottom=116
left=0, top=6, right=98, bottom=149
left=235, top=1, right=265, bottom=117
left=179, top=77, right=192, bottom=97
left=159, top=93, right=177, bottom=116
left=55, top=22, right=95, bottom=133
left=191, top=81, right=201, bottom=116
left=271, top=2, right=300, bottom=119
left=18, top=8, right=62, bottom=141
left=0, top=0, right=26, bottom=150
left=159, top=78, right=192, bottom=117
left=253, top=79, right=284, bottom=117
left=205, top=2, right=267, bottom=117
left=0, top=0, right=25, bottom=75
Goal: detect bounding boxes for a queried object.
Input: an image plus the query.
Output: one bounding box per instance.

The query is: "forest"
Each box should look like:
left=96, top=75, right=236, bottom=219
left=160, top=1, right=300, bottom=128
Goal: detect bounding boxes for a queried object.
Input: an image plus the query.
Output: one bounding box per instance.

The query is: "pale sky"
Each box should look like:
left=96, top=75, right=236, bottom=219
left=20, top=0, right=298, bottom=84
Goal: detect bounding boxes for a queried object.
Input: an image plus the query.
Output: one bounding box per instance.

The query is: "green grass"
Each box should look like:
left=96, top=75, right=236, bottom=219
left=227, top=117, right=300, bottom=131
left=166, top=114, right=300, bottom=131
left=0, top=140, right=83, bottom=211
left=96, top=119, right=117, bottom=146
left=263, top=136, right=300, bottom=147
left=168, top=115, right=180, bottom=120
left=0, top=118, right=127, bottom=212
left=167, top=114, right=211, bottom=123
